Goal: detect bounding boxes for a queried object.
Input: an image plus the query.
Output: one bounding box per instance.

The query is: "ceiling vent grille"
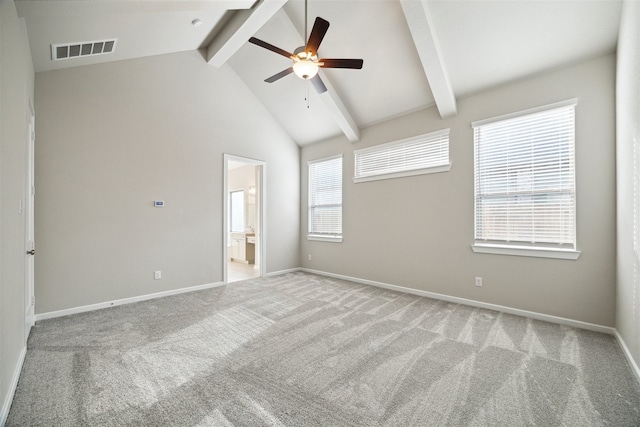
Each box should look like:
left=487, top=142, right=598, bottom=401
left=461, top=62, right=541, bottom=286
left=51, top=39, right=117, bottom=61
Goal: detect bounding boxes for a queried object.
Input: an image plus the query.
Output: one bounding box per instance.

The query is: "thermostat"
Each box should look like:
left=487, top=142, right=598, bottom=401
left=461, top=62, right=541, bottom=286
left=154, top=201, right=165, bottom=208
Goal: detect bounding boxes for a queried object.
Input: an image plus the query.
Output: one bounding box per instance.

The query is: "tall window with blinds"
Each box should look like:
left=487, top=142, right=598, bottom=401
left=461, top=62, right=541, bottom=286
left=472, top=99, right=578, bottom=257
left=308, top=155, right=343, bottom=242
left=353, top=129, right=450, bottom=183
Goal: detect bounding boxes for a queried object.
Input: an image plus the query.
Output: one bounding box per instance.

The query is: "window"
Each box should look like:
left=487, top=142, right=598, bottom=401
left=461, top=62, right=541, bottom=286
left=308, top=155, right=342, bottom=242
left=353, top=129, right=450, bottom=183
left=472, top=99, right=580, bottom=259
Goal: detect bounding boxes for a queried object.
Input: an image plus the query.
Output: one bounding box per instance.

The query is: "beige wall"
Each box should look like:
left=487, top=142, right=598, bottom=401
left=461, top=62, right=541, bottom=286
left=301, top=55, right=616, bottom=326
left=0, top=0, right=35, bottom=421
left=616, top=0, right=640, bottom=373
left=34, top=50, right=300, bottom=314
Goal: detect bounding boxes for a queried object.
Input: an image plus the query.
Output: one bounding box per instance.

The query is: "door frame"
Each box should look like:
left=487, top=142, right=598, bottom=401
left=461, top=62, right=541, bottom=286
left=24, top=99, right=35, bottom=340
left=223, top=154, right=266, bottom=284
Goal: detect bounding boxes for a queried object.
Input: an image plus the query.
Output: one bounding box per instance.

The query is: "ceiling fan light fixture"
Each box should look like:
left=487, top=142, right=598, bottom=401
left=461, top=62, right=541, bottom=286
left=293, top=59, right=319, bottom=80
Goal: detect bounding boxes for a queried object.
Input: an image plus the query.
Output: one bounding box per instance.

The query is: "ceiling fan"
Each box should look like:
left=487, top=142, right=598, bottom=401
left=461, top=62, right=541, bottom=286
left=247, top=3, right=363, bottom=94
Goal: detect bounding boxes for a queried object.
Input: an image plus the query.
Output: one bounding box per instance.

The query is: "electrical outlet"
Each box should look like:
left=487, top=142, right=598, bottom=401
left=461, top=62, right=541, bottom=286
left=308, top=254, right=312, bottom=261
left=154, top=271, right=162, bottom=280
left=475, top=276, right=483, bottom=287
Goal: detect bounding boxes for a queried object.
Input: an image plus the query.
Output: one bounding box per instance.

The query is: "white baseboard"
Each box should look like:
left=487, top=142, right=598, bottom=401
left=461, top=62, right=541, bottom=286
left=35, top=281, right=225, bottom=321
left=614, top=331, right=640, bottom=384
left=0, top=345, right=27, bottom=426
left=35, top=268, right=304, bottom=321
left=301, top=268, right=615, bottom=335
left=266, top=267, right=302, bottom=277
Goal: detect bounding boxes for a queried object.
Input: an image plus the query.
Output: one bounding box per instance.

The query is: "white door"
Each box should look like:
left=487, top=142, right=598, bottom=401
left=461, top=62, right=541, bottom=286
left=25, top=110, right=35, bottom=341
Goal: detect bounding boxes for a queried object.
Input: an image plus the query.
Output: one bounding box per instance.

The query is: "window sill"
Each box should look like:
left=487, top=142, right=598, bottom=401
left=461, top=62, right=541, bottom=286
left=471, top=243, right=580, bottom=260
left=308, top=235, right=343, bottom=243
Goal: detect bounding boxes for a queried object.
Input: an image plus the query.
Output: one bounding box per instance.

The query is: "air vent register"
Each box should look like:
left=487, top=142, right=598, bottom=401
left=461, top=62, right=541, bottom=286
left=51, top=39, right=117, bottom=61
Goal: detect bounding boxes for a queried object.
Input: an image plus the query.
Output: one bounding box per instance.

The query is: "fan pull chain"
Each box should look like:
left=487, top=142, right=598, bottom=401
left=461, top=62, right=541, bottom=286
left=304, top=0, right=309, bottom=109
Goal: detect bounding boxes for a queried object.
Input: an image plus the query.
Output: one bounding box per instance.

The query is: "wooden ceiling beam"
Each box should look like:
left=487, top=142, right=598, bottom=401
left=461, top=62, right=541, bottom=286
left=207, top=0, right=288, bottom=68
left=400, top=0, right=457, bottom=118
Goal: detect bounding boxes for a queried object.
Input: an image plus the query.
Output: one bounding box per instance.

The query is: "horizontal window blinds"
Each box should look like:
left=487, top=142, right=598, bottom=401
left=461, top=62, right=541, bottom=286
left=354, top=129, right=450, bottom=182
left=473, top=100, right=576, bottom=248
left=309, top=156, right=342, bottom=237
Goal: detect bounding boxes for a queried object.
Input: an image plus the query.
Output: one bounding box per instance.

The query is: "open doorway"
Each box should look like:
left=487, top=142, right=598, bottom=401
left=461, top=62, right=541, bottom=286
left=223, top=155, right=265, bottom=283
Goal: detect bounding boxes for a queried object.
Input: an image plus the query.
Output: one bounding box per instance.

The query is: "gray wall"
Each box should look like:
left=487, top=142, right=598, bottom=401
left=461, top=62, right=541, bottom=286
left=0, top=0, right=35, bottom=421
left=301, top=55, right=616, bottom=327
left=616, top=0, right=640, bottom=374
left=34, top=50, right=300, bottom=314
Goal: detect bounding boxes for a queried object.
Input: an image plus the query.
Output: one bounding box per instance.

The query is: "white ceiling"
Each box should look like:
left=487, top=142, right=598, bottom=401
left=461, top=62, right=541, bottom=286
left=17, top=0, right=622, bottom=146
left=15, top=0, right=254, bottom=72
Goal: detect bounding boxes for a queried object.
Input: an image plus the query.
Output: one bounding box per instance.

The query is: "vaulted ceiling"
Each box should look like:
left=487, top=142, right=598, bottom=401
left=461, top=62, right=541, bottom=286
left=17, top=0, right=622, bottom=146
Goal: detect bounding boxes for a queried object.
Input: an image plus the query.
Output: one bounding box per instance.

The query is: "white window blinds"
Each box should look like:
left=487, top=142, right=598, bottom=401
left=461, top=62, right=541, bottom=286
left=354, top=129, right=450, bottom=183
left=308, top=155, right=342, bottom=239
left=473, top=99, right=577, bottom=249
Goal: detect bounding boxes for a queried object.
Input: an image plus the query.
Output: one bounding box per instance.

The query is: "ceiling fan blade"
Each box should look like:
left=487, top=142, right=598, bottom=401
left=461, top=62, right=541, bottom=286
left=320, top=58, right=364, bottom=69
left=305, top=17, right=330, bottom=57
left=265, top=67, right=294, bottom=83
left=249, top=37, right=294, bottom=59
left=310, top=75, right=327, bottom=94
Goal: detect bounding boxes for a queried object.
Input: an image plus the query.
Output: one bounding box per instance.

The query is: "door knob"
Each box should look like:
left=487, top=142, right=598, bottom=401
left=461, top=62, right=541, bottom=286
left=26, top=250, right=35, bottom=255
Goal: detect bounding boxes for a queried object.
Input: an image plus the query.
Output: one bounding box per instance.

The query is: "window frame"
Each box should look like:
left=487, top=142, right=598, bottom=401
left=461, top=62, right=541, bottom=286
left=353, top=128, right=451, bottom=183
left=308, top=154, right=343, bottom=243
left=471, top=99, right=581, bottom=260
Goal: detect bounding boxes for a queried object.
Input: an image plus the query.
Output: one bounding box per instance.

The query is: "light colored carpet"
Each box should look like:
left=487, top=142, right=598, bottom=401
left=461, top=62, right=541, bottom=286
left=7, top=272, right=640, bottom=426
